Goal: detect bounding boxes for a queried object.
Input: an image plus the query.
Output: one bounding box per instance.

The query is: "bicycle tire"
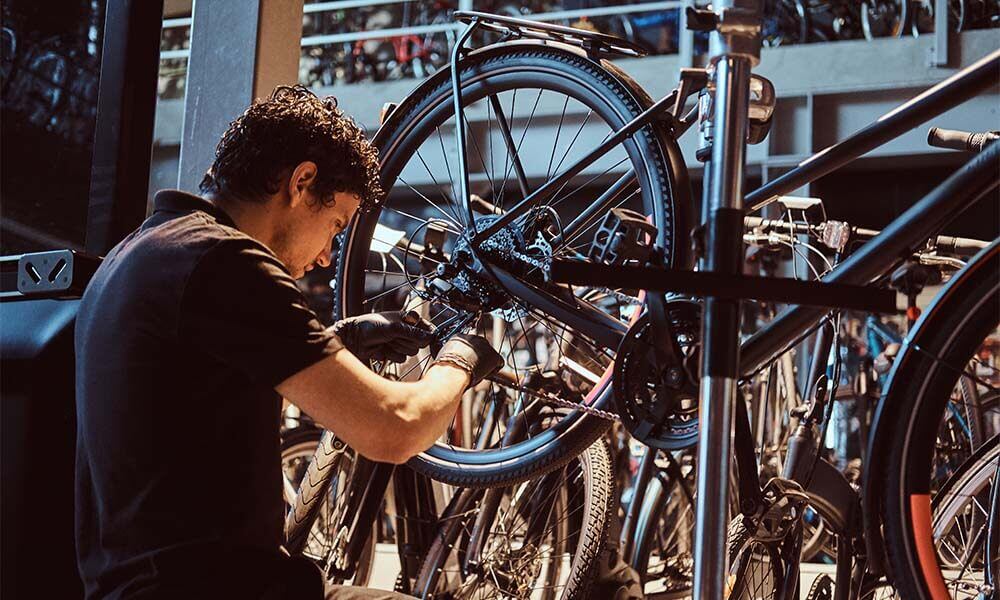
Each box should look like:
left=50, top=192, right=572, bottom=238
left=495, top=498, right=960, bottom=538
left=282, top=428, right=375, bottom=586
left=412, top=438, right=615, bottom=599
left=878, top=239, right=999, bottom=598
left=333, top=42, right=690, bottom=488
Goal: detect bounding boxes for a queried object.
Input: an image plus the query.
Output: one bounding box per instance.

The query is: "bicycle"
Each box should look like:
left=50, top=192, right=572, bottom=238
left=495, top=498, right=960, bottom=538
left=324, top=5, right=998, bottom=596
left=543, top=5, right=997, bottom=597
left=619, top=206, right=993, bottom=596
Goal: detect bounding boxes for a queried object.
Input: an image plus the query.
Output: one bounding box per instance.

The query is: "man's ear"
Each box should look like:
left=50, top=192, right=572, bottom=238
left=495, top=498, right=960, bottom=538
left=287, top=161, right=319, bottom=208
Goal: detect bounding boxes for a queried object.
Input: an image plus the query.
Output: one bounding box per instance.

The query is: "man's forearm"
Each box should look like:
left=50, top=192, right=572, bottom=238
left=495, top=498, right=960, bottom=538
left=405, top=363, right=471, bottom=453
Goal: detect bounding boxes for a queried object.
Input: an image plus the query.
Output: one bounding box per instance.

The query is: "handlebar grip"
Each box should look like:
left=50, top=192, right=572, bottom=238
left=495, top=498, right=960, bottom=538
left=934, top=234, right=989, bottom=257
left=927, top=127, right=1000, bottom=153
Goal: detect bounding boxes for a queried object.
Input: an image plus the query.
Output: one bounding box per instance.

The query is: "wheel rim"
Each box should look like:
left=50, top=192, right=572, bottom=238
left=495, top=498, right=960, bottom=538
left=339, top=56, right=676, bottom=466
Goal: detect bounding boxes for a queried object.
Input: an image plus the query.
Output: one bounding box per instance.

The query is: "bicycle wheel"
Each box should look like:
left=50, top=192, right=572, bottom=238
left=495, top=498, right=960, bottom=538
left=627, top=452, right=696, bottom=598
left=861, top=0, right=905, bottom=39
left=931, top=435, right=999, bottom=582
left=878, top=240, right=1000, bottom=598
left=334, top=43, right=690, bottom=488
left=281, top=428, right=375, bottom=586
left=412, top=438, right=614, bottom=599
left=726, top=515, right=785, bottom=600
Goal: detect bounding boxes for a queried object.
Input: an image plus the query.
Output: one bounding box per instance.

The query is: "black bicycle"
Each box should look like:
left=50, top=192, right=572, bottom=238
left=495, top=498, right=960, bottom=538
left=325, top=8, right=998, bottom=597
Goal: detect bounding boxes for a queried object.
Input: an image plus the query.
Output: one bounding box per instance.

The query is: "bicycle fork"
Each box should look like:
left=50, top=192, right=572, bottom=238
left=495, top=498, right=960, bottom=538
left=691, top=2, right=762, bottom=597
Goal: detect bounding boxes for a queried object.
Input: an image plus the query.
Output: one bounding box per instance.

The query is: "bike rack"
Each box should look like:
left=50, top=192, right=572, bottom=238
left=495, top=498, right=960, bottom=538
left=453, top=10, right=649, bottom=59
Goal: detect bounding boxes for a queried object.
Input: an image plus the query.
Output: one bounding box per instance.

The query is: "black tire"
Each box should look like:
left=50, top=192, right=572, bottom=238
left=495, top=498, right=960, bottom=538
left=878, top=240, right=1000, bottom=598
left=334, top=43, right=690, bottom=489
left=282, top=428, right=375, bottom=586
left=412, top=439, right=615, bottom=599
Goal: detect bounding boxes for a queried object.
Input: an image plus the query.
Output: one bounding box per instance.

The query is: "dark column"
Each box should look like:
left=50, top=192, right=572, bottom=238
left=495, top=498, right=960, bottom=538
left=86, top=0, right=164, bottom=255
left=177, top=0, right=304, bottom=192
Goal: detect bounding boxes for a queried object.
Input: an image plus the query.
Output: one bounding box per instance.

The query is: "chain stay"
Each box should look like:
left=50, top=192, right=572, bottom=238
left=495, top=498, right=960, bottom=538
left=486, top=376, right=620, bottom=422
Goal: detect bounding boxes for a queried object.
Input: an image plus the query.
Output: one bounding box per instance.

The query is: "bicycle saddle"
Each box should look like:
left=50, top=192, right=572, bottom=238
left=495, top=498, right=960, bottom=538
left=454, top=10, right=648, bottom=59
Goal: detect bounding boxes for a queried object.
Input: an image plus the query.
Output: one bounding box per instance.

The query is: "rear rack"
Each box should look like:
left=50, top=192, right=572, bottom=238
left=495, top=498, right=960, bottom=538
left=454, top=10, right=648, bottom=59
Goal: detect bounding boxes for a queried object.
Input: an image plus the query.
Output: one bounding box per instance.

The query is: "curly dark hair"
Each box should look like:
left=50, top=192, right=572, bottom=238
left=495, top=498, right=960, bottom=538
left=199, top=85, right=382, bottom=212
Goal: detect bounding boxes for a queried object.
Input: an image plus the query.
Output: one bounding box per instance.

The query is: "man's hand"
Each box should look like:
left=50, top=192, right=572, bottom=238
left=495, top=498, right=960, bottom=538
left=433, top=334, right=504, bottom=387
left=333, top=311, right=435, bottom=363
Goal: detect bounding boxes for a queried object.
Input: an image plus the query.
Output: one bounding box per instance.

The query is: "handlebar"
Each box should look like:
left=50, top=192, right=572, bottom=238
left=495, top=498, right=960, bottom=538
left=743, top=216, right=987, bottom=257
left=927, top=127, right=999, bottom=153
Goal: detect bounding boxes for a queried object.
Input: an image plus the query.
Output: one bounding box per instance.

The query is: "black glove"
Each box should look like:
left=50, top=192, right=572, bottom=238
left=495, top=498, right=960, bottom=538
left=333, top=311, right=435, bottom=363
left=433, top=334, right=504, bottom=387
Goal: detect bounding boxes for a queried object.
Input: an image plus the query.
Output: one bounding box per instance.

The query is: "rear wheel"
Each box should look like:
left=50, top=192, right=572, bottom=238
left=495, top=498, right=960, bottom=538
left=334, top=44, right=690, bottom=488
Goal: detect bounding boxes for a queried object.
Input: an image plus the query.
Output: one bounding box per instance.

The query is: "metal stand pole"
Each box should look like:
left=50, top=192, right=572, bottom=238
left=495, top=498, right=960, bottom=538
left=692, top=2, right=761, bottom=598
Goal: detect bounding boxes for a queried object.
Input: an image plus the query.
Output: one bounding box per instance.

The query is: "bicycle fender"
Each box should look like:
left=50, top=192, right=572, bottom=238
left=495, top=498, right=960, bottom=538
left=804, top=457, right=858, bottom=537
left=861, top=237, right=1000, bottom=576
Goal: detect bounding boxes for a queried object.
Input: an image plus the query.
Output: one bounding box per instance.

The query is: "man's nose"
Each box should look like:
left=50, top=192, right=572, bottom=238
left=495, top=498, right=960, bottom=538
left=316, top=248, right=332, bottom=268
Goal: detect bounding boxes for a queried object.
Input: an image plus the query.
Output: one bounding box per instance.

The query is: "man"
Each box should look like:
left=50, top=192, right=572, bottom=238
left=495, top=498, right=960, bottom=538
left=74, top=85, right=502, bottom=599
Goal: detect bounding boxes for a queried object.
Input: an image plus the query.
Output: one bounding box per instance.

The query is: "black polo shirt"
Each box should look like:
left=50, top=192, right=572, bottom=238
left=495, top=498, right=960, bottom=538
left=74, top=190, right=342, bottom=599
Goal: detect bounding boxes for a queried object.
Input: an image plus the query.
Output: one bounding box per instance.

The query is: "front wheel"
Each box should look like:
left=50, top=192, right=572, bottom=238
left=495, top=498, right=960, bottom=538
left=282, top=428, right=375, bottom=586
left=413, top=439, right=615, bottom=599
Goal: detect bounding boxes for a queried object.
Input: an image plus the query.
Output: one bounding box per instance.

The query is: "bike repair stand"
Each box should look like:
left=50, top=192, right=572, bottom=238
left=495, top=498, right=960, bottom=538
left=691, top=2, right=762, bottom=597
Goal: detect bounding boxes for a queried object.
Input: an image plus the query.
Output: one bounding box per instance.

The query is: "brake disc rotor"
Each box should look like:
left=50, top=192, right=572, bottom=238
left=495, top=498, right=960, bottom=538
left=612, top=299, right=701, bottom=450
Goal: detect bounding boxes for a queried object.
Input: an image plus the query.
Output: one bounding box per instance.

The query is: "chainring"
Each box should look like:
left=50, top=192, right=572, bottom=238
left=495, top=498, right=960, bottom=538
left=612, top=299, right=701, bottom=449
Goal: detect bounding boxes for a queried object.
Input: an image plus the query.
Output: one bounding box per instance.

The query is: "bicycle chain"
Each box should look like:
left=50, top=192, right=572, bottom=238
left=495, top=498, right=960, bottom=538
left=596, top=287, right=643, bottom=305
left=486, top=376, right=621, bottom=422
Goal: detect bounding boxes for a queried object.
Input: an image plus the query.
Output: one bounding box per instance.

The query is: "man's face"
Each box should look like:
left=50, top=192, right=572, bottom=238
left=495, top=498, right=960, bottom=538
left=280, top=190, right=361, bottom=279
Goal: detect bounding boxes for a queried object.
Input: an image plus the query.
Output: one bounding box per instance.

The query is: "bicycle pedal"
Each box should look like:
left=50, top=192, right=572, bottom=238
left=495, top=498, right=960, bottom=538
left=588, top=208, right=658, bottom=266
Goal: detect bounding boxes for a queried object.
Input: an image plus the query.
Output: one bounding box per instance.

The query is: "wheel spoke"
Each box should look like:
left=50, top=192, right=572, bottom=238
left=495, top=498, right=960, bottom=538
left=396, top=175, right=465, bottom=230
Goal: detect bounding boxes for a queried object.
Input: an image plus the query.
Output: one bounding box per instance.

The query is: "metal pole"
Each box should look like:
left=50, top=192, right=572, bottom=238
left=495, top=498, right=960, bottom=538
left=450, top=23, right=478, bottom=218
left=86, top=0, right=164, bottom=254
left=932, top=0, right=949, bottom=67
left=692, top=2, right=761, bottom=598
left=678, top=0, right=696, bottom=72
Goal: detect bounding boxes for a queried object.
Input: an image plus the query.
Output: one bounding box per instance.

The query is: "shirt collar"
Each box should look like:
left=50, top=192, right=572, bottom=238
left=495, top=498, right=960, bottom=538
left=152, top=189, right=238, bottom=229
